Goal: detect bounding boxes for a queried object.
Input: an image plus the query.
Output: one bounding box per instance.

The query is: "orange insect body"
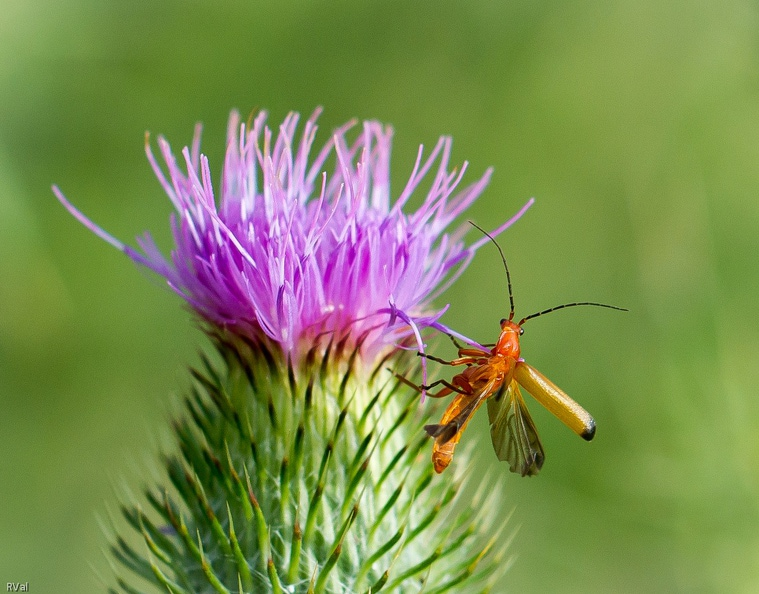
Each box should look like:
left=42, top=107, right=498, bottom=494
left=417, top=223, right=624, bottom=476
left=426, top=322, right=518, bottom=472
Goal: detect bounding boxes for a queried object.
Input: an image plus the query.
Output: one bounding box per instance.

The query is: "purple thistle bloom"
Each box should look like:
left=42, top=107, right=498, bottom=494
left=54, top=109, right=532, bottom=376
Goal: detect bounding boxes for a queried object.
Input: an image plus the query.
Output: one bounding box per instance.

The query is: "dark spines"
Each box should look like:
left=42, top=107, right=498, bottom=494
left=170, top=505, right=203, bottom=569
left=134, top=515, right=172, bottom=565
left=278, top=455, right=291, bottom=527
left=184, top=394, right=210, bottom=443
left=224, top=337, right=257, bottom=391
left=111, top=534, right=157, bottom=584
left=286, top=518, right=303, bottom=583
left=188, top=384, right=214, bottom=425
left=410, top=468, right=435, bottom=501
left=267, top=392, right=278, bottom=430
left=374, top=409, right=427, bottom=492
left=286, top=356, right=297, bottom=401
left=314, top=504, right=359, bottom=593
left=347, top=431, right=375, bottom=479
left=225, top=508, right=254, bottom=592
left=343, top=428, right=382, bottom=518
left=201, top=448, right=233, bottom=499
left=190, top=367, right=234, bottom=424
left=367, top=481, right=406, bottom=542
left=384, top=546, right=442, bottom=592
left=379, top=400, right=413, bottom=449
left=112, top=337, right=502, bottom=593
left=251, top=335, right=279, bottom=380
left=424, top=545, right=491, bottom=594
left=365, top=570, right=389, bottom=594
left=164, top=453, right=192, bottom=506
left=338, top=362, right=354, bottom=405
left=319, top=335, right=335, bottom=383
left=342, top=432, right=377, bottom=517
left=355, top=525, right=405, bottom=587
left=333, top=405, right=349, bottom=444
left=304, top=376, right=315, bottom=411
left=374, top=445, right=408, bottom=493
left=144, top=489, right=172, bottom=530
left=338, top=333, right=370, bottom=406
left=356, top=384, right=384, bottom=435
left=333, top=330, right=352, bottom=366
left=225, top=460, right=254, bottom=542
left=301, top=432, right=336, bottom=557
left=305, top=341, right=320, bottom=372
left=160, top=489, right=182, bottom=535
left=265, top=557, right=284, bottom=594
left=153, top=558, right=192, bottom=593
left=369, top=348, right=396, bottom=384
left=290, top=423, right=306, bottom=489
left=245, top=470, right=272, bottom=575
left=197, top=541, right=231, bottom=594
left=248, top=434, right=260, bottom=471
left=406, top=486, right=457, bottom=546
left=187, top=470, right=234, bottom=559
left=342, top=457, right=371, bottom=519
left=421, top=535, right=498, bottom=594
left=112, top=576, right=148, bottom=594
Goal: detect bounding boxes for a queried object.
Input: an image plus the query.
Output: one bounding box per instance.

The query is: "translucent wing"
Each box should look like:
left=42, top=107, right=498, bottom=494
left=424, top=377, right=501, bottom=473
left=424, top=376, right=500, bottom=444
left=424, top=391, right=482, bottom=473
left=487, top=380, right=545, bottom=476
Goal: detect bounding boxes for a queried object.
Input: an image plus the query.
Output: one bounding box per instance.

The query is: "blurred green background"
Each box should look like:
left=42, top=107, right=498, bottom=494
left=2, top=0, right=759, bottom=592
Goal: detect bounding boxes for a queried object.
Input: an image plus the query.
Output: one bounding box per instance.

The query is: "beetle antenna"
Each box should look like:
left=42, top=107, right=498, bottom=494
left=469, top=221, right=515, bottom=320
left=519, top=302, right=627, bottom=326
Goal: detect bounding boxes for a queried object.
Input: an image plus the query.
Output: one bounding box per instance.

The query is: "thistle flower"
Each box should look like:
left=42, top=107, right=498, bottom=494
left=55, top=109, right=531, bottom=593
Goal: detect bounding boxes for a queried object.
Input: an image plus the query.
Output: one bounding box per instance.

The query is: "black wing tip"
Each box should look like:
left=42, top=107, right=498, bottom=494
left=424, top=423, right=442, bottom=437
left=507, top=448, right=545, bottom=477
left=535, top=450, right=545, bottom=469
left=519, top=450, right=545, bottom=477
left=581, top=420, right=596, bottom=441
left=424, top=422, right=458, bottom=444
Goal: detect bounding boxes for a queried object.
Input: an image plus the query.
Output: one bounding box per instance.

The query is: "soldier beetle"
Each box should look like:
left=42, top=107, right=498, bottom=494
left=403, top=223, right=626, bottom=475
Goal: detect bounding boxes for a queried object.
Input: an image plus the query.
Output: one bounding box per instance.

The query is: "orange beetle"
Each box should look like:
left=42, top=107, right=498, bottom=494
left=411, top=223, right=625, bottom=475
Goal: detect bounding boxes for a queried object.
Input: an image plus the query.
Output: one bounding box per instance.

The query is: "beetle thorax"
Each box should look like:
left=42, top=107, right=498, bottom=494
left=494, top=319, right=521, bottom=359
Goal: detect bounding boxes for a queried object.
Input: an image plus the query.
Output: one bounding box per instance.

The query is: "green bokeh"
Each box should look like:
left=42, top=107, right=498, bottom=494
left=2, top=1, right=759, bottom=592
